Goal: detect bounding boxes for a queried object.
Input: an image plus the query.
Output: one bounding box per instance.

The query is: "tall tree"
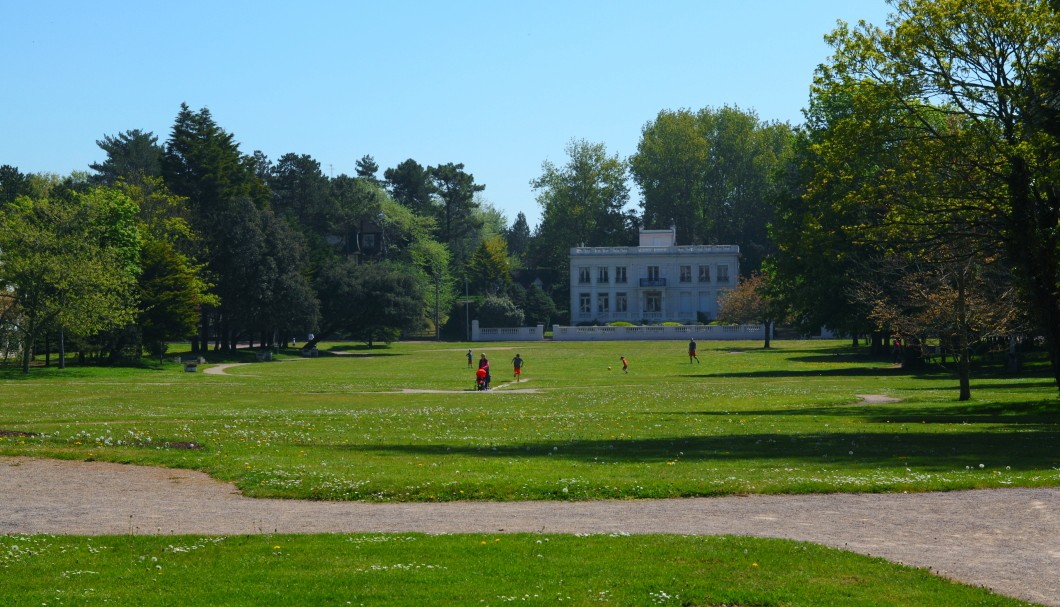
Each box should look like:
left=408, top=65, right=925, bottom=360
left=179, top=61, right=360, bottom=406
left=812, top=0, right=1060, bottom=387
left=0, top=190, right=139, bottom=372
left=505, top=211, right=532, bottom=265
left=384, top=159, right=436, bottom=217
left=0, top=165, right=33, bottom=206
left=268, top=153, right=331, bottom=230
left=89, top=129, right=163, bottom=187
left=161, top=104, right=271, bottom=351
left=631, top=107, right=793, bottom=273
left=311, top=260, right=424, bottom=348
left=467, top=235, right=512, bottom=295
left=429, top=162, right=485, bottom=269
left=530, top=139, right=634, bottom=274
left=355, top=154, right=380, bottom=181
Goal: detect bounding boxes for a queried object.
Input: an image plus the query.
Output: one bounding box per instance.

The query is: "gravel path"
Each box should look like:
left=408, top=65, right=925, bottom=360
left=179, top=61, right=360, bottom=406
left=1, top=456, right=1057, bottom=606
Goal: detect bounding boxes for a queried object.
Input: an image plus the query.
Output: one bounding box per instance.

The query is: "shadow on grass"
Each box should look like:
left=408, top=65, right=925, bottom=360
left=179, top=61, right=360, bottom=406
left=341, top=427, right=1059, bottom=471
left=668, top=400, right=1060, bottom=426
left=679, top=366, right=924, bottom=379
left=320, top=344, right=402, bottom=358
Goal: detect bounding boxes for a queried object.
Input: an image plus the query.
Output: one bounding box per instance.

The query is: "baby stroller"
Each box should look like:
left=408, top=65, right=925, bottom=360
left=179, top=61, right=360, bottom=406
left=475, top=366, right=488, bottom=390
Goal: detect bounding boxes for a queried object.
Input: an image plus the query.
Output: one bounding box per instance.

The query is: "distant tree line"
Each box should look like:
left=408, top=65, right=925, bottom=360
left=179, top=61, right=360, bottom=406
left=2, top=0, right=1059, bottom=402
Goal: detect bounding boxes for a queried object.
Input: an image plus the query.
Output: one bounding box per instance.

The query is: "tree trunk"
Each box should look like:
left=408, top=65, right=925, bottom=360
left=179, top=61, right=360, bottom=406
left=1006, top=156, right=1060, bottom=392
left=958, top=347, right=971, bottom=401
left=58, top=327, right=65, bottom=370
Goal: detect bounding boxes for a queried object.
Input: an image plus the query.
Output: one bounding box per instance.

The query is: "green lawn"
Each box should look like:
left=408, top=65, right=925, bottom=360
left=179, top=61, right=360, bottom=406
left=2, top=340, right=1057, bottom=501
left=1, top=339, right=1055, bottom=606
left=0, top=533, right=1035, bottom=606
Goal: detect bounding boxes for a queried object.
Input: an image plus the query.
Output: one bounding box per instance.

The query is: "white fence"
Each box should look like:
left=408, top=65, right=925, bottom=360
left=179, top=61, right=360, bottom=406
left=471, top=321, right=546, bottom=342
left=551, top=323, right=768, bottom=341
left=470, top=320, right=769, bottom=342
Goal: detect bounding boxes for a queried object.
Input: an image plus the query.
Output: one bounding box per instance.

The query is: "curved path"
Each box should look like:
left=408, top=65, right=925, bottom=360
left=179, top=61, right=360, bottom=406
left=1, top=457, right=1057, bottom=606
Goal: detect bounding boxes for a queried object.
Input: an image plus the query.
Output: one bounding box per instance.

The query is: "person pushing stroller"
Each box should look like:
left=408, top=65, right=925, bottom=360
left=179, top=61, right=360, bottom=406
left=476, top=353, right=491, bottom=390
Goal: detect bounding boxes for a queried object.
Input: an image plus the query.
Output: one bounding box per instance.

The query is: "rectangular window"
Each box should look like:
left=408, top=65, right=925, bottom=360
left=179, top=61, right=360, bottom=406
left=647, top=266, right=660, bottom=281
left=598, top=267, right=609, bottom=284
left=615, top=293, right=627, bottom=312
left=578, top=267, right=591, bottom=284
left=597, top=293, right=609, bottom=313
left=717, top=265, right=730, bottom=283
left=680, top=265, right=692, bottom=283
left=645, top=293, right=661, bottom=313
left=615, top=266, right=627, bottom=283
left=579, top=293, right=591, bottom=314
left=698, top=265, right=710, bottom=282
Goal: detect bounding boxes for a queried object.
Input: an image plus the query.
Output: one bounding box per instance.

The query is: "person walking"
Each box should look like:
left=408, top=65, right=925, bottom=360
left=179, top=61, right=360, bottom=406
left=620, top=355, right=629, bottom=374
left=467, top=349, right=473, bottom=368
left=511, top=353, right=524, bottom=381
left=478, top=353, right=491, bottom=389
left=688, top=338, right=700, bottom=363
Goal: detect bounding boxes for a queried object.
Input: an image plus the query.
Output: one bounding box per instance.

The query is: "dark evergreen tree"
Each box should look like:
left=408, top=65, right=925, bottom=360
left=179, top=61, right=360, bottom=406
left=0, top=165, right=34, bottom=206
left=355, top=154, right=380, bottom=181
left=505, top=211, right=532, bottom=265
left=161, top=104, right=271, bottom=351
left=89, top=129, right=163, bottom=187
left=384, top=159, right=436, bottom=216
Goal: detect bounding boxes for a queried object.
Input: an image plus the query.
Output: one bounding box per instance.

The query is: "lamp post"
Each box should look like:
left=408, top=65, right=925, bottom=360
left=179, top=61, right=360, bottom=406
left=465, top=277, right=470, bottom=342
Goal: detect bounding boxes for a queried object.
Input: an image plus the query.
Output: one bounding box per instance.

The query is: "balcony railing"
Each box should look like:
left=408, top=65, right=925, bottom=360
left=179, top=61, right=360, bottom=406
left=639, top=278, right=667, bottom=287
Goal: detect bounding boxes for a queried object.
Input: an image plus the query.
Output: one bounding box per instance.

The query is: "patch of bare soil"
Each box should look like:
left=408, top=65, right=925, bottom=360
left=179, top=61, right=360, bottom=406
left=856, top=393, right=902, bottom=404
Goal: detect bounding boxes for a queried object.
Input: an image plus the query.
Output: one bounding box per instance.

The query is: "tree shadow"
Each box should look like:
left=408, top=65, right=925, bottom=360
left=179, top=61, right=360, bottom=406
left=664, top=400, right=1060, bottom=426
left=338, top=427, right=1058, bottom=471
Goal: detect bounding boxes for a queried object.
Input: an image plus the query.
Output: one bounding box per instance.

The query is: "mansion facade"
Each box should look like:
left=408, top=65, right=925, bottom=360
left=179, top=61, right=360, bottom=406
left=569, top=228, right=739, bottom=324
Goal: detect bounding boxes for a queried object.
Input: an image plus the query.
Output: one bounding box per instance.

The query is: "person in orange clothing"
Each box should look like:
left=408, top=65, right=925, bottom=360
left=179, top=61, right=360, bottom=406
left=511, top=353, right=524, bottom=381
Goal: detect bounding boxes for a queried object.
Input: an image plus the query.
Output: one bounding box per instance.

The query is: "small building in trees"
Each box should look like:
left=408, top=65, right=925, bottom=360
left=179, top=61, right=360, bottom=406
left=569, top=227, right=739, bottom=324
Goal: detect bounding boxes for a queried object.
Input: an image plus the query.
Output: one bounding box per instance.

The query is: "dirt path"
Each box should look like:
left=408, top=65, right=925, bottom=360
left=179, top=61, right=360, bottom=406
left=0, top=457, right=1056, bottom=605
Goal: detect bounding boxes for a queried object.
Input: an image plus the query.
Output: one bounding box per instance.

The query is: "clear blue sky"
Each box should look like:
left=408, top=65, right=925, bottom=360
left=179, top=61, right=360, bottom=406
left=3, top=1, right=892, bottom=229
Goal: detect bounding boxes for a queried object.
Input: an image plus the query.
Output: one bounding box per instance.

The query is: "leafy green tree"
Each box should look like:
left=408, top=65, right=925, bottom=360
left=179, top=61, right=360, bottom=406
left=467, top=235, right=511, bottom=295
left=768, top=125, right=879, bottom=343
left=477, top=294, right=524, bottom=328
left=137, top=238, right=214, bottom=360
left=812, top=0, right=1060, bottom=385
left=530, top=139, right=635, bottom=278
left=89, top=129, right=163, bottom=187
left=0, top=191, right=139, bottom=372
left=312, top=260, right=424, bottom=348
left=522, top=283, right=557, bottom=327
left=630, top=106, right=793, bottom=273
left=247, top=207, right=319, bottom=346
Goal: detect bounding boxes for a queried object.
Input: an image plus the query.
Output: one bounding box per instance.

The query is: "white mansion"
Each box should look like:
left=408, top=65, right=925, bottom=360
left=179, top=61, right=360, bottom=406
left=569, top=228, right=739, bottom=324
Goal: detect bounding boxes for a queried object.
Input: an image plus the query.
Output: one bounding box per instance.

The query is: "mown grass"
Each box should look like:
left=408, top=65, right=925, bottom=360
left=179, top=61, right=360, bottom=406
left=0, top=533, right=1036, bottom=607
left=2, top=340, right=1057, bottom=501
left=2, top=339, right=1054, bottom=605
